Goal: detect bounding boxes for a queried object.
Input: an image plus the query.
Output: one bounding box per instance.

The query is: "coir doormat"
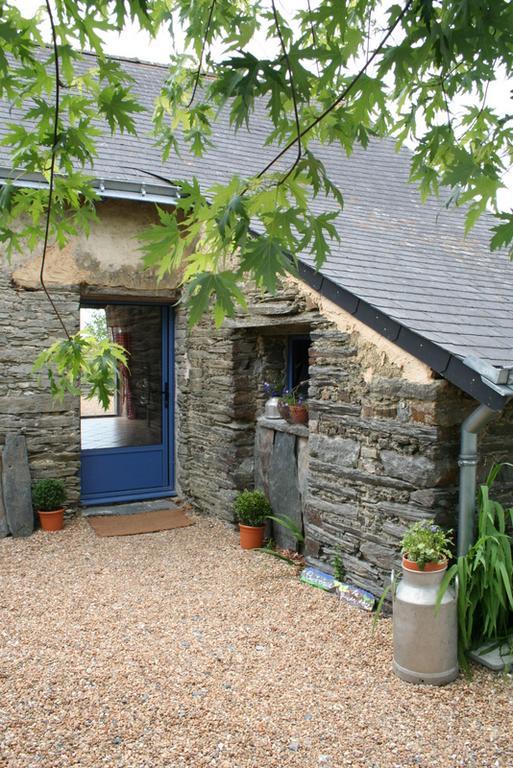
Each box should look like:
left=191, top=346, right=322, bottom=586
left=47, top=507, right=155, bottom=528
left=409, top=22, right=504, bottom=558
left=88, top=506, right=193, bottom=537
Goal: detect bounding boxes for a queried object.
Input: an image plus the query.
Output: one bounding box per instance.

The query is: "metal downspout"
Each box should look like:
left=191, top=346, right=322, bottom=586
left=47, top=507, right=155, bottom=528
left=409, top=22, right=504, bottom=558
left=457, top=404, right=497, bottom=557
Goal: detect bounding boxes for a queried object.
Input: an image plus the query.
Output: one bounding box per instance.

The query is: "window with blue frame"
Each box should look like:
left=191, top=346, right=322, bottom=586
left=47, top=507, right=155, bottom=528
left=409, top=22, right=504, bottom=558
left=287, top=335, right=310, bottom=398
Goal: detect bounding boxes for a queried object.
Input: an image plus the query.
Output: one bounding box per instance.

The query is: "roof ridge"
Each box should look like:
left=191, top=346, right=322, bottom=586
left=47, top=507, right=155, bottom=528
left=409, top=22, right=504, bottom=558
left=80, top=48, right=171, bottom=70
left=33, top=43, right=171, bottom=70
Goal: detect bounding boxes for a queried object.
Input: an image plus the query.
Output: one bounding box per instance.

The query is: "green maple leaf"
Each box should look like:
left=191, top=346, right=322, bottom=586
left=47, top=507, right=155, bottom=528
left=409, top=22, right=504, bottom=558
left=139, top=206, right=186, bottom=279
left=240, top=235, right=291, bottom=292
left=491, top=214, right=513, bottom=258
left=0, top=181, right=14, bottom=213
left=186, top=271, right=247, bottom=327
left=98, top=84, right=145, bottom=134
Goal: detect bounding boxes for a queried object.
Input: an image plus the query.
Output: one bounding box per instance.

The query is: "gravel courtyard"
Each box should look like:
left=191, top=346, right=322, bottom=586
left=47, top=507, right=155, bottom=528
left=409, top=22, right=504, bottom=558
left=0, top=515, right=512, bottom=768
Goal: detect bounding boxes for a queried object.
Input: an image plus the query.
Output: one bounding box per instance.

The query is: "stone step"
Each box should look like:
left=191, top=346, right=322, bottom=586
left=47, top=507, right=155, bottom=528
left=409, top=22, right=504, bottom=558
left=82, top=497, right=180, bottom=517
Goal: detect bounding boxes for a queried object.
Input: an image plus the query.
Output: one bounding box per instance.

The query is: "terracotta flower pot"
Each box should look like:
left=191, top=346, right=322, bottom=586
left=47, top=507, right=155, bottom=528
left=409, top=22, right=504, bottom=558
left=288, top=404, right=309, bottom=425
left=402, top=555, right=448, bottom=573
left=38, top=508, right=65, bottom=532
left=239, top=524, right=265, bottom=549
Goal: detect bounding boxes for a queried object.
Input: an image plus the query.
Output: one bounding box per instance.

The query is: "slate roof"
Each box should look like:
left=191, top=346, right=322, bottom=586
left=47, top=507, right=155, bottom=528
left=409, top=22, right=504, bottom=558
left=1, top=52, right=513, bottom=408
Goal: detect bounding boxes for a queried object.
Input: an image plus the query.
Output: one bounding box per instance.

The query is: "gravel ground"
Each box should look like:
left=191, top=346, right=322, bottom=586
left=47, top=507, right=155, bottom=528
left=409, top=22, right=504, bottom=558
left=1, top=516, right=512, bottom=768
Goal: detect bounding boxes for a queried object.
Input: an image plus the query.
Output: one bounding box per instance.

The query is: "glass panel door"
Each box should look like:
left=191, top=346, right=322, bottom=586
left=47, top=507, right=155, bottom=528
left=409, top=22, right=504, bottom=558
left=80, top=303, right=173, bottom=504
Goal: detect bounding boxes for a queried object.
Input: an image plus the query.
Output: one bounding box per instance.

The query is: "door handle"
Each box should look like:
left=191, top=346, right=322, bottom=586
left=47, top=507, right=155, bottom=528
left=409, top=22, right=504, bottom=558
left=162, top=382, right=169, bottom=409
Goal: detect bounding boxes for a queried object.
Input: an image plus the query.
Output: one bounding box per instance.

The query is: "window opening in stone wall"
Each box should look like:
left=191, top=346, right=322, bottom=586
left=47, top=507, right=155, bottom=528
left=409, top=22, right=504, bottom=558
left=287, top=335, right=311, bottom=398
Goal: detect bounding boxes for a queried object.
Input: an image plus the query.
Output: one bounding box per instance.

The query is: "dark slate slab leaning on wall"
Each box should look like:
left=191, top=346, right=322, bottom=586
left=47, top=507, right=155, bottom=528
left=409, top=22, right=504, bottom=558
left=268, top=431, right=303, bottom=551
left=2, top=434, right=33, bottom=537
left=0, top=450, right=8, bottom=538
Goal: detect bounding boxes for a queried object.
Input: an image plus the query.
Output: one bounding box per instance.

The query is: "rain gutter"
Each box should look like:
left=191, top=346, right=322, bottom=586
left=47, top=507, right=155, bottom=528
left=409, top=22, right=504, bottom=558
left=457, top=404, right=500, bottom=556
left=0, top=167, right=180, bottom=206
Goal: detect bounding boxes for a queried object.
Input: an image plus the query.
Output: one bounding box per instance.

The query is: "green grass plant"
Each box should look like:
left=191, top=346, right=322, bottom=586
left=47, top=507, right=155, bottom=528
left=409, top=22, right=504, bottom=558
left=437, top=463, right=513, bottom=665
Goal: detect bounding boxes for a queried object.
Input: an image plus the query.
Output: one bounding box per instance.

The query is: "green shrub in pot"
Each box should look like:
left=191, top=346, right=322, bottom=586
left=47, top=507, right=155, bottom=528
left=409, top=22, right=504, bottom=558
left=234, top=489, right=272, bottom=549
left=234, top=489, right=271, bottom=527
left=32, top=478, right=66, bottom=532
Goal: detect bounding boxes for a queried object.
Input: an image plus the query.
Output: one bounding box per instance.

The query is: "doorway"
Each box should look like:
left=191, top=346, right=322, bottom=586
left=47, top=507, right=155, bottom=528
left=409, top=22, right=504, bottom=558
left=80, top=302, right=174, bottom=504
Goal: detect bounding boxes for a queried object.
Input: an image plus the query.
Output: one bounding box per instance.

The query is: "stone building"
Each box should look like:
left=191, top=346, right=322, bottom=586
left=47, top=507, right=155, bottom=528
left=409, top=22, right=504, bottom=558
left=1, top=55, right=513, bottom=595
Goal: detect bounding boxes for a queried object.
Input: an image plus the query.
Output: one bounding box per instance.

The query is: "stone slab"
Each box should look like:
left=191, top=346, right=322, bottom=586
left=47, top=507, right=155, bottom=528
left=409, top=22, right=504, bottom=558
left=297, top=436, right=309, bottom=500
left=254, top=426, right=275, bottom=499
left=2, top=434, right=33, bottom=537
left=0, top=450, right=8, bottom=538
left=82, top=498, right=179, bottom=517
left=309, top=434, right=360, bottom=468
left=268, top=431, right=302, bottom=550
left=380, top=449, right=450, bottom=488
left=257, top=416, right=309, bottom=438
left=469, top=640, right=513, bottom=671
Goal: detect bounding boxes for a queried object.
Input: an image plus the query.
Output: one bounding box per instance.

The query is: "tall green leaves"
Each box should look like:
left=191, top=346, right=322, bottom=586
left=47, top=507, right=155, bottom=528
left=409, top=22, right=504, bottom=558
left=438, top=463, right=513, bottom=665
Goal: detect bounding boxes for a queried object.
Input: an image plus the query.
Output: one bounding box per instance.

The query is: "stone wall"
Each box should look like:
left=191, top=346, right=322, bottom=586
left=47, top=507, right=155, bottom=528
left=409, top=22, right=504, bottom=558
left=0, top=263, right=81, bottom=500
left=182, top=280, right=513, bottom=597
left=304, top=321, right=455, bottom=594
left=178, top=287, right=318, bottom=519
left=176, top=317, right=257, bottom=519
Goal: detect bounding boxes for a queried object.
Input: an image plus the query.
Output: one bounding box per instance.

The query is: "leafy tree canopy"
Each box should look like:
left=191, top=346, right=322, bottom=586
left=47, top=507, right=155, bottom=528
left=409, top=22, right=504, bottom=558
left=0, top=0, right=512, bottom=398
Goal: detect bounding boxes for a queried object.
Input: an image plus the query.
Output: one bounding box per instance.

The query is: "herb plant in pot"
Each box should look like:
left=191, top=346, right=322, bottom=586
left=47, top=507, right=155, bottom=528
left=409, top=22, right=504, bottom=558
left=234, top=489, right=271, bottom=549
left=32, top=478, right=66, bottom=532
left=401, top=520, right=453, bottom=572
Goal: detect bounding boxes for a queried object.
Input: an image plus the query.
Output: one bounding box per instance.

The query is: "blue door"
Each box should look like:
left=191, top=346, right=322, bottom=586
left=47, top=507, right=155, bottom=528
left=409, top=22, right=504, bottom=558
left=80, top=302, right=174, bottom=505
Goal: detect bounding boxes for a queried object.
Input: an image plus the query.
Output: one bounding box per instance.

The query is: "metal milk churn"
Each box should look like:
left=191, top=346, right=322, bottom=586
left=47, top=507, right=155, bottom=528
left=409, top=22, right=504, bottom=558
left=392, top=562, right=458, bottom=685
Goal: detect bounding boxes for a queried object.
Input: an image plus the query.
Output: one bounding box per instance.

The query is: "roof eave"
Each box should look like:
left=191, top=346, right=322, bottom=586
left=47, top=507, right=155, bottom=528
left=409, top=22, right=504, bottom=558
left=297, top=261, right=512, bottom=411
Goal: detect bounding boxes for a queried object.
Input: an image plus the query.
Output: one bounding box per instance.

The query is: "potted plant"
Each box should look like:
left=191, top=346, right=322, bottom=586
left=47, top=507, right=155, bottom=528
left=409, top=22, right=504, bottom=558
left=289, top=397, right=308, bottom=425
left=234, top=489, right=272, bottom=549
left=32, top=478, right=66, bottom=532
left=401, top=520, right=453, bottom=572
left=278, top=388, right=308, bottom=425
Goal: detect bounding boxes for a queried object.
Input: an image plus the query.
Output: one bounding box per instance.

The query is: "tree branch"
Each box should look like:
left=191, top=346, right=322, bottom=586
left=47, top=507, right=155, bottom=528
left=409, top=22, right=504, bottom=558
left=440, top=77, right=453, bottom=131
left=306, top=0, right=320, bottom=78
left=186, top=0, right=217, bottom=109
left=269, top=0, right=302, bottom=186
left=256, top=0, right=414, bottom=182
left=42, top=0, right=70, bottom=340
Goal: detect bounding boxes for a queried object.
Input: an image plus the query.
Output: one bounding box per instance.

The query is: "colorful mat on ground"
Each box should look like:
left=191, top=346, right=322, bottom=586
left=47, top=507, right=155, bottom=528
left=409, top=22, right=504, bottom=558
left=300, top=566, right=376, bottom=611
left=87, top=506, right=193, bottom=537
left=337, top=583, right=376, bottom=612
left=300, top=566, right=338, bottom=592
